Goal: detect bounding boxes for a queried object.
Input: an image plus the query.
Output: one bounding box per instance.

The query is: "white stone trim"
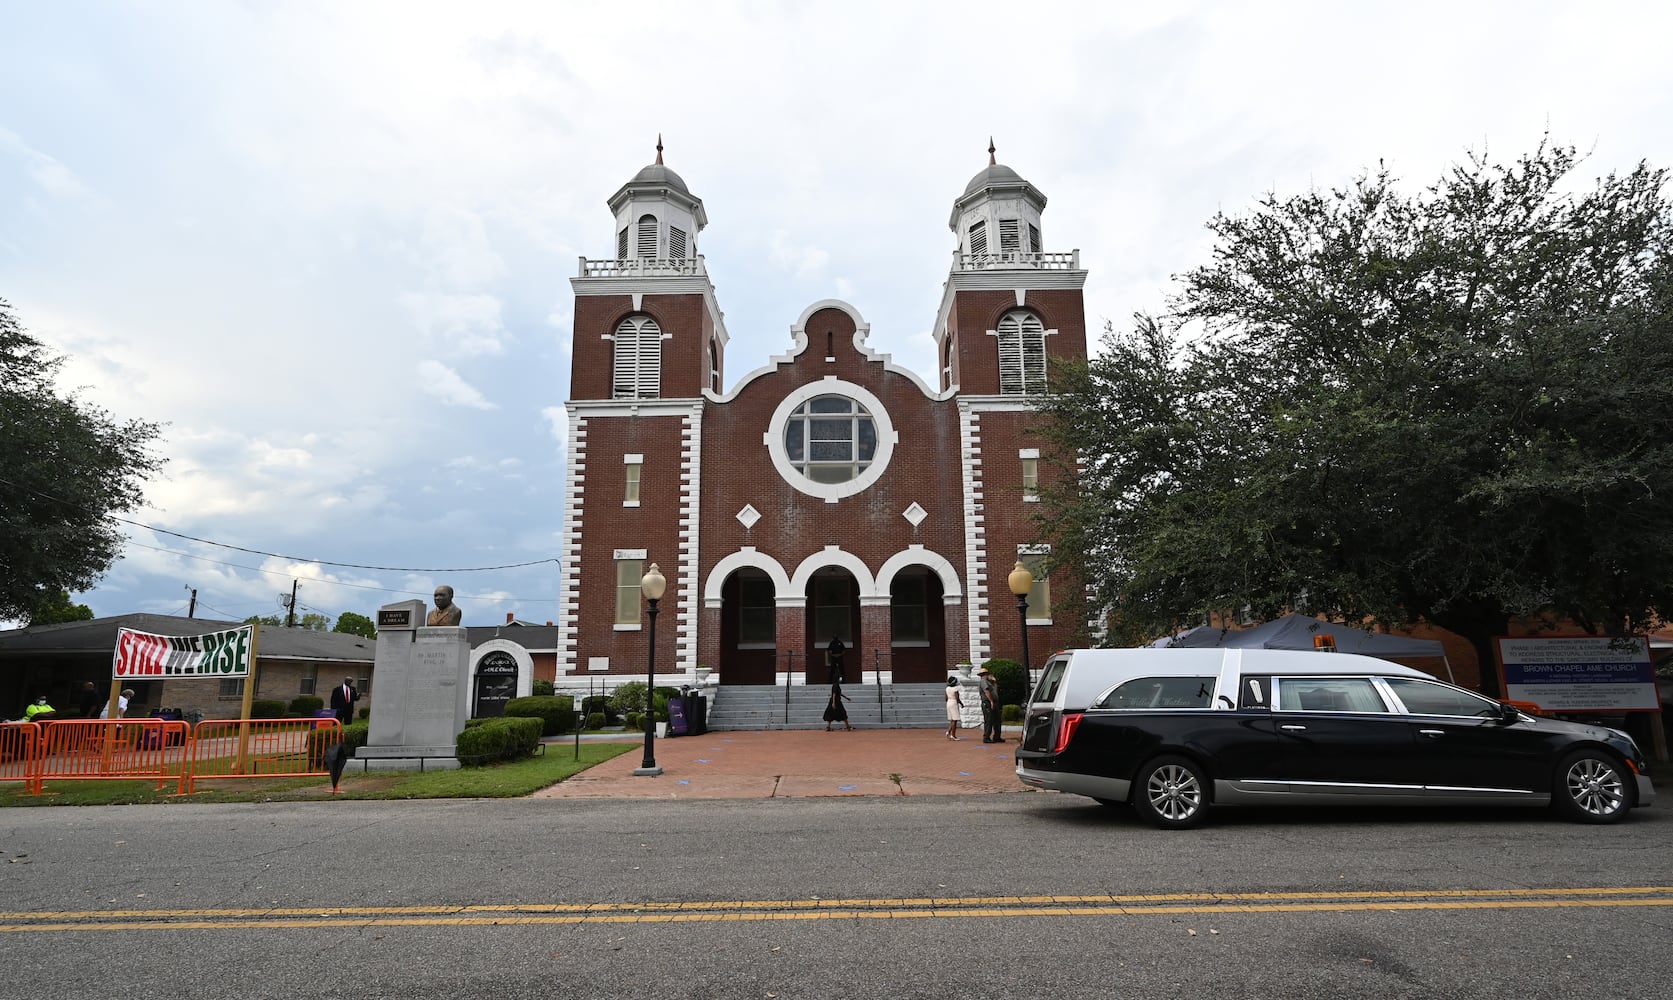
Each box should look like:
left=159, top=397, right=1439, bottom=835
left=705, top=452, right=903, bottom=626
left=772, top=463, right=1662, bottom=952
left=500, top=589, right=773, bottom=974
left=568, top=397, right=704, bottom=418
left=570, top=274, right=729, bottom=350
left=624, top=453, right=643, bottom=464
left=614, top=548, right=648, bottom=560
left=676, top=405, right=703, bottom=674
left=714, top=298, right=955, bottom=404
left=470, top=639, right=535, bottom=699
left=958, top=401, right=989, bottom=664
left=788, top=545, right=879, bottom=598
left=1018, top=448, right=1039, bottom=459
left=929, top=269, right=1087, bottom=359
left=557, top=411, right=588, bottom=675
left=703, top=547, right=793, bottom=608
left=762, top=376, right=898, bottom=502
left=875, top=544, right=963, bottom=600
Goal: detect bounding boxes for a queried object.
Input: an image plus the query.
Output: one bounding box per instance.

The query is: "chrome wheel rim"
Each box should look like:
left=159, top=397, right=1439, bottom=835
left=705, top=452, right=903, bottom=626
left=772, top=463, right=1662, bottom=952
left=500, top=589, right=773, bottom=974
left=1146, top=764, right=1203, bottom=822
left=1566, top=757, right=1625, bottom=817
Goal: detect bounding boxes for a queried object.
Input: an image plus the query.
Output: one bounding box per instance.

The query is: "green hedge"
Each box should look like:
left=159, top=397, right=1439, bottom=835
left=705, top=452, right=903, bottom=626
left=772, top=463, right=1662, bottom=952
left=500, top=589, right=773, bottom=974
left=504, top=695, right=576, bottom=736
left=982, top=658, right=1027, bottom=709
left=585, top=712, right=605, bottom=730
left=581, top=696, right=618, bottom=724
left=305, top=719, right=369, bottom=768
left=532, top=679, right=554, bottom=697
left=289, top=695, right=325, bottom=715
left=455, top=716, right=542, bottom=766
left=609, top=681, right=647, bottom=715
left=252, top=699, right=287, bottom=719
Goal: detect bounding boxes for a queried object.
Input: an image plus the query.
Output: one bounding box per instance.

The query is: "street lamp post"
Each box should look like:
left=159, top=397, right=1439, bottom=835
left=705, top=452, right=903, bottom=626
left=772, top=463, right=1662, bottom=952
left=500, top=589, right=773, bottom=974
left=1007, top=562, right=1034, bottom=719
left=633, top=562, right=666, bottom=777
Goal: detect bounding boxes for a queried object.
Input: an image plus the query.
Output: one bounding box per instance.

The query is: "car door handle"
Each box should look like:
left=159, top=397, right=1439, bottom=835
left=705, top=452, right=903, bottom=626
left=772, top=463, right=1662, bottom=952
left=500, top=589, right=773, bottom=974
left=1279, top=725, right=1307, bottom=732
left=1419, top=729, right=1445, bottom=738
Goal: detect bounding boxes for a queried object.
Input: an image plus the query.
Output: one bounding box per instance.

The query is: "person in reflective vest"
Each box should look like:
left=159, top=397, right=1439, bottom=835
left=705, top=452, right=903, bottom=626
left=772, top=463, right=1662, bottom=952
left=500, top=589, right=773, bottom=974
left=23, top=696, right=57, bottom=722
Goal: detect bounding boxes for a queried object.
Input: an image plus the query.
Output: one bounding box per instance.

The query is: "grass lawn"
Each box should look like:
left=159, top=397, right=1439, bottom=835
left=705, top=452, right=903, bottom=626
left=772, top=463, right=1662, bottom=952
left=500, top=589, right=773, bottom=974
left=0, top=741, right=637, bottom=807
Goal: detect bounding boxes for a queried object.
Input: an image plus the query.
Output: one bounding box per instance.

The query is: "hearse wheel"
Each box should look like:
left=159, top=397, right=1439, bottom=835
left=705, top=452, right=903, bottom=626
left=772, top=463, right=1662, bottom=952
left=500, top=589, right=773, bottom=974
left=1133, top=755, right=1209, bottom=829
left=1553, top=749, right=1633, bottom=824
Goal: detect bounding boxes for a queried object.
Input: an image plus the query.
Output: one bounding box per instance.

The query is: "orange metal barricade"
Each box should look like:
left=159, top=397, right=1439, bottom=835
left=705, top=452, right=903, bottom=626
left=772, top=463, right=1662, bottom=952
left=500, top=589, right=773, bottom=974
left=186, top=718, right=341, bottom=793
left=33, top=719, right=191, bottom=794
left=1, top=722, right=42, bottom=793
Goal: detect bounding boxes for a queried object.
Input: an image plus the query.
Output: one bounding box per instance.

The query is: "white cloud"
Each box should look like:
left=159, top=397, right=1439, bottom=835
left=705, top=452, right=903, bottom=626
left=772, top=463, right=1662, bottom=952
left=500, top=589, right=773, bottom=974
left=768, top=231, right=830, bottom=278
left=400, top=291, right=508, bottom=356
left=416, top=360, right=496, bottom=409
left=541, top=406, right=569, bottom=444
left=0, top=125, right=88, bottom=198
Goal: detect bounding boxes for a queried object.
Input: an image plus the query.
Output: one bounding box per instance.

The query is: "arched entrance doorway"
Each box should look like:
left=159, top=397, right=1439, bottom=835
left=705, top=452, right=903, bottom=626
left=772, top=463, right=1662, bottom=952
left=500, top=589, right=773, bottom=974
left=473, top=651, right=518, bottom=718
left=805, top=567, right=858, bottom=684
left=888, top=566, right=947, bottom=682
left=717, top=567, right=777, bottom=685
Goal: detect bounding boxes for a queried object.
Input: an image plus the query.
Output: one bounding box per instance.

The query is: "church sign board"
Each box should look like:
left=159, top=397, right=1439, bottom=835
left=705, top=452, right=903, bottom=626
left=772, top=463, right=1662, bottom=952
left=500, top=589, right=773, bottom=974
left=1497, top=636, right=1661, bottom=713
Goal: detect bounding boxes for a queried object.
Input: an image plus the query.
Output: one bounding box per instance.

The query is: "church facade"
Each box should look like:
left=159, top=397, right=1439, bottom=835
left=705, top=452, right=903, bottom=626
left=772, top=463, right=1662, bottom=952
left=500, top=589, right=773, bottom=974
left=557, top=146, right=1088, bottom=687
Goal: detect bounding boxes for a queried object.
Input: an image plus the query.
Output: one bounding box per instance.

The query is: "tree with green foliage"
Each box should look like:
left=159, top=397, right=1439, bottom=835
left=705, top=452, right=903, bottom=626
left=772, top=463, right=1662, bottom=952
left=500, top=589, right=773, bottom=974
left=25, top=588, right=94, bottom=626
left=297, top=612, right=330, bottom=631
left=333, top=611, right=377, bottom=639
left=0, top=299, right=163, bottom=623
left=1036, top=142, right=1673, bottom=693
left=243, top=615, right=283, bottom=627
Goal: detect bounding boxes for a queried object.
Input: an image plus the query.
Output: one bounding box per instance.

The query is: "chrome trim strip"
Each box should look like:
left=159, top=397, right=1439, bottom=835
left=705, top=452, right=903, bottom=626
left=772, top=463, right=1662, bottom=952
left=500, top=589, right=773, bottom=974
left=1426, top=784, right=1536, bottom=796
left=1016, top=765, right=1130, bottom=802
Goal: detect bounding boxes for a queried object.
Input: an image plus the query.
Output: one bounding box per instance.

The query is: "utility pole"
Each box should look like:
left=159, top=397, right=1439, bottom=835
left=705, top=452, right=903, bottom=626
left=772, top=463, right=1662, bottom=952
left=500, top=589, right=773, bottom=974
left=188, top=588, right=197, bottom=618
left=286, top=579, right=298, bottom=628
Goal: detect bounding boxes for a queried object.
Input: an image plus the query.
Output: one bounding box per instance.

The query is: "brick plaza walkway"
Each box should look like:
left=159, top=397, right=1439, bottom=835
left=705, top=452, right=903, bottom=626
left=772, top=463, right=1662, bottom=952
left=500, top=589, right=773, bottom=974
left=532, top=727, right=1028, bottom=799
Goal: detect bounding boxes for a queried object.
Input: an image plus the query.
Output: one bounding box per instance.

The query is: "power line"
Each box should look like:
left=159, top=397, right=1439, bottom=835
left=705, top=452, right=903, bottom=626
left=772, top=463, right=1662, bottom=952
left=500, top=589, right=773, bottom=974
left=0, top=474, right=563, bottom=573
left=121, top=538, right=559, bottom=604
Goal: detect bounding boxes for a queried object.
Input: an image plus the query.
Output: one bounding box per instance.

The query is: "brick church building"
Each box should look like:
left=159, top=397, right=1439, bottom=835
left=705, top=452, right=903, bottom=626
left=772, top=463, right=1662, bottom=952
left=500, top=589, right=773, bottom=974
left=558, top=144, right=1087, bottom=687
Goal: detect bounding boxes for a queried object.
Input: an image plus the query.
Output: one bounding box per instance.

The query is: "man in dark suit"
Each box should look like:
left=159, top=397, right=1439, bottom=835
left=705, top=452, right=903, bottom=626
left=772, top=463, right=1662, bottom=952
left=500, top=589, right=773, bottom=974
left=329, top=677, right=359, bottom=725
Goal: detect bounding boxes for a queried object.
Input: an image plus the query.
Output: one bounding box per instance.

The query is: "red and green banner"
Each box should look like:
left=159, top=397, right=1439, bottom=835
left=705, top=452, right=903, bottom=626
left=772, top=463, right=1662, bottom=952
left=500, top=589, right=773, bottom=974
left=113, top=625, right=255, bottom=679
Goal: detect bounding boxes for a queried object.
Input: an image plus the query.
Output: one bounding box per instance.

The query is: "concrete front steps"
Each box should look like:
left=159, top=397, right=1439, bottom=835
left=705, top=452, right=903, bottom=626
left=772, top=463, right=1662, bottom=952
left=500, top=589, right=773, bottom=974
left=705, top=683, right=954, bottom=731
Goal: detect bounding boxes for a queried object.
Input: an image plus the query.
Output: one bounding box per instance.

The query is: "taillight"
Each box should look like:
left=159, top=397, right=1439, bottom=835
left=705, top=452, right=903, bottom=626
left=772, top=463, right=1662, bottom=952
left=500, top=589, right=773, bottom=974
left=1054, top=712, right=1083, bottom=754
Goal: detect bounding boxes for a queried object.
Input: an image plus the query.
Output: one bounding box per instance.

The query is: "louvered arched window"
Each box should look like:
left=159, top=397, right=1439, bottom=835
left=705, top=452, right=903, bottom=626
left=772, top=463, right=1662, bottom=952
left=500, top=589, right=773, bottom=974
left=612, top=315, right=662, bottom=399
left=996, top=311, right=1047, bottom=395
left=968, top=220, right=987, bottom=256
left=635, top=215, right=658, bottom=258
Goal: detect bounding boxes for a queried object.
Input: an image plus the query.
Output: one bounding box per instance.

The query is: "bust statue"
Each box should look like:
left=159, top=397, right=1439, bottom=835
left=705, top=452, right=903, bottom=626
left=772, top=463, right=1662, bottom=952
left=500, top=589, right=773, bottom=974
left=427, top=585, right=462, bottom=626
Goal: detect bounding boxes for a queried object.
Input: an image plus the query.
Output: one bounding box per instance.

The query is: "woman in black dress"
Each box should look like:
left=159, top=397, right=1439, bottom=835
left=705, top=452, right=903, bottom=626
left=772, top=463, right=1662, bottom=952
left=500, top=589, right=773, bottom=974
left=823, top=682, right=853, bottom=731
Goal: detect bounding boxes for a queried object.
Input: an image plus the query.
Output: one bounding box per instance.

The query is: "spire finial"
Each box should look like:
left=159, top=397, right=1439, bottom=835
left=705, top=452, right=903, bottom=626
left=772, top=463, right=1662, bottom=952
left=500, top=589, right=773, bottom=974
left=988, top=137, right=996, bottom=165
left=655, top=133, right=664, bottom=165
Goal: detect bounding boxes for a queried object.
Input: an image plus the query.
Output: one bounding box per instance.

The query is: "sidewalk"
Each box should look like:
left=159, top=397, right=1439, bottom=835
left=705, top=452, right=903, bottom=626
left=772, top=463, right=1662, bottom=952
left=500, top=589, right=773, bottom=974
left=532, top=727, right=1027, bottom=799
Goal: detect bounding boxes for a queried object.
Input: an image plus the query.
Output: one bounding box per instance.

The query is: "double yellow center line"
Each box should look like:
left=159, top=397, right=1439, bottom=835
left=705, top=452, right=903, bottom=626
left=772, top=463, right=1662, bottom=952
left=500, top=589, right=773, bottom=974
left=4, top=886, right=1671, bottom=933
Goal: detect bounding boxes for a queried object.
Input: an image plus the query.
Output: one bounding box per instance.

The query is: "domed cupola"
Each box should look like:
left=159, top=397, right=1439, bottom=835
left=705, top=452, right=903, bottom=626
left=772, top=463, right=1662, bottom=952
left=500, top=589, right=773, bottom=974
left=607, top=135, right=708, bottom=262
left=948, top=139, right=1048, bottom=265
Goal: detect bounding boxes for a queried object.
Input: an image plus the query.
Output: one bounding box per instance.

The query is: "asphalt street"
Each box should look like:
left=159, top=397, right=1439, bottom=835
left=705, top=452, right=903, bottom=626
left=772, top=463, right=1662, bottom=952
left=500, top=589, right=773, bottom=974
left=3, top=793, right=1670, bottom=999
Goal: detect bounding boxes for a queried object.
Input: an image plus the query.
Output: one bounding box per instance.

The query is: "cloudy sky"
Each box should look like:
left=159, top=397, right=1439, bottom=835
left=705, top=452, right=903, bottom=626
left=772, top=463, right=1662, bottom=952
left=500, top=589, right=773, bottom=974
left=4, top=1, right=1670, bottom=629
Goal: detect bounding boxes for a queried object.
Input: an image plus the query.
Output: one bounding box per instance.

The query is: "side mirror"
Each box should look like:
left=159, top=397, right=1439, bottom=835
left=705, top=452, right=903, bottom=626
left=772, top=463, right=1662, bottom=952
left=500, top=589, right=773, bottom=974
left=1498, top=701, right=1521, bottom=723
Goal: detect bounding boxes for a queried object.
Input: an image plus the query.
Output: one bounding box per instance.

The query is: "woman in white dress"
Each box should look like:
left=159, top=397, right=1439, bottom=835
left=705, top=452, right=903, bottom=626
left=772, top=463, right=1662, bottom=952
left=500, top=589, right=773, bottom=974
left=944, top=677, right=963, bottom=740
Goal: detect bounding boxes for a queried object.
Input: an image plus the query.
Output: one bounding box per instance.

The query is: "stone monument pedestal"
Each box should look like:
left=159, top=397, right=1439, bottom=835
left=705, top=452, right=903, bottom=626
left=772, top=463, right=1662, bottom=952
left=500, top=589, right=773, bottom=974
left=361, top=601, right=472, bottom=771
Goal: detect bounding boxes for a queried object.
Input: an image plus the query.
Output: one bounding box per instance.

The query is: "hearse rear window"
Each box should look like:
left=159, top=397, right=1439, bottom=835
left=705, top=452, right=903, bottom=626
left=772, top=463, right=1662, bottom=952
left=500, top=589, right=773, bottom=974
left=1031, top=659, right=1068, bottom=704
left=1095, top=676, right=1217, bottom=710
